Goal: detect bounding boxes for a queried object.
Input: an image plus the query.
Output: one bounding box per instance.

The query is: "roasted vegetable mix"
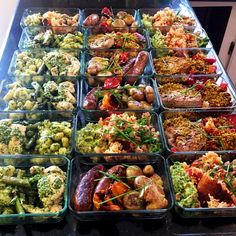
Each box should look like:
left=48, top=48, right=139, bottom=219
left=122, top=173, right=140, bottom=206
left=83, top=81, right=155, bottom=110
left=3, top=80, right=76, bottom=111
left=76, top=112, right=161, bottom=161
left=0, top=119, right=72, bottom=155
left=73, top=164, right=168, bottom=211
left=170, top=152, right=236, bottom=208
left=0, top=164, right=66, bottom=214
left=83, top=7, right=138, bottom=33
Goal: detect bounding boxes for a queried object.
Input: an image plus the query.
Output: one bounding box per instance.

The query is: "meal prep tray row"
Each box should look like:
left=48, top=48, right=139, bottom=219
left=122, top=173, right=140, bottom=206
left=0, top=5, right=235, bottom=225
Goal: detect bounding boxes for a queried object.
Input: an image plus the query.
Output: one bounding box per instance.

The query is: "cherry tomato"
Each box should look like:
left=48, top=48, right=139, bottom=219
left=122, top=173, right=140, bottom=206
left=186, top=76, right=196, bottom=86
left=101, top=7, right=113, bottom=17
left=195, top=83, right=203, bottom=91
left=204, top=58, right=216, bottom=64
left=208, top=65, right=217, bottom=74
left=100, top=21, right=112, bottom=33
left=119, top=52, right=129, bottom=64
left=104, top=77, right=122, bottom=89
left=170, top=147, right=177, bottom=152
left=220, top=82, right=228, bottom=91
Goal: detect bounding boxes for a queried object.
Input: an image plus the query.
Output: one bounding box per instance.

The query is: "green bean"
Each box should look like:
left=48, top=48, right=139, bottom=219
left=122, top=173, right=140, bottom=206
left=0, top=176, right=31, bottom=189
left=15, top=197, right=25, bottom=214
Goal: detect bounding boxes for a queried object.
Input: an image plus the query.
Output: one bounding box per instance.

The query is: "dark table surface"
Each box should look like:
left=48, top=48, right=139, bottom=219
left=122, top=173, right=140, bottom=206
left=0, top=0, right=236, bottom=235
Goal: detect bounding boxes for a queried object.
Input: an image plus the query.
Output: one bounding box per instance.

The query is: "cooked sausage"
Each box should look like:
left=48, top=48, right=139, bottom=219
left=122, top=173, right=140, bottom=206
left=122, top=58, right=136, bottom=75
left=126, top=51, right=149, bottom=76
left=73, top=164, right=105, bottom=211
left=83, top=14, right=100, bottom=27
left=83, top=88, right=98, bottom=110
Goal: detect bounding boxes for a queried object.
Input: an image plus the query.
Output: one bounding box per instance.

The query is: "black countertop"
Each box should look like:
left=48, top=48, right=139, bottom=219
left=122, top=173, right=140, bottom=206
left=0, top=0, right=236, bottom=235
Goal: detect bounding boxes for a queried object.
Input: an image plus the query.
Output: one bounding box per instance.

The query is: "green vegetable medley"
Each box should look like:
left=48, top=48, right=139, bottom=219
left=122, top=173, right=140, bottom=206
left=14, top=50, right=81, bottom=76
left=4, top=80, right=76, bottom=111
left=0, top=119, right=72, bottom=156
left=0, top=165, right=66, bottom=214
left=24, top=29, right=83, bottom=49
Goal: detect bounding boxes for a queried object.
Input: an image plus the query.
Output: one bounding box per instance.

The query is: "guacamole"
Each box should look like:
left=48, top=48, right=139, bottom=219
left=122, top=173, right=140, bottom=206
left=170, top=162, right=199, bottom=208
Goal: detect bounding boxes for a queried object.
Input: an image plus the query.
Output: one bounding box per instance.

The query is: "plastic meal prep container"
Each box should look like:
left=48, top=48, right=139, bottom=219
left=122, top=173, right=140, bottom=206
left=0, top=155, right=70, bottom=225
left=0, top=110, right=75, bottom=156
left=75, top=110, right=164, bottom=162
left=8, top=49, right=83, bottom=78
left=20, top=8, right=82, bottom=29
left=81, top=49, right=154, bottom=86
left=82, top=8, right=141, bottom=31
left=69, top=154, right=173, bottom=220
left=85, top=27, right=150, bottom=51
left=150, top=48, right=222, bottom=77
left=159, top=109, right=236, bottom=154
left=166, top=151, right=236, bottom=218
left=155, top=75, right=236, bottom=111
left=0, top=77, right=80, bottom=112
left=148, top=26, right=212, bottom=50
left=139, top=7, right=197, bottom=31
left=18, top=26, right=86, bottom=50
left=79, top=77, right=160, bottom=120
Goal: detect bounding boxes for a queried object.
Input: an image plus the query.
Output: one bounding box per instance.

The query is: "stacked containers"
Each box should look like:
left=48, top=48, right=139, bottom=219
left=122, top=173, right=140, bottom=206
left=1, top=4, right=235, bottom=224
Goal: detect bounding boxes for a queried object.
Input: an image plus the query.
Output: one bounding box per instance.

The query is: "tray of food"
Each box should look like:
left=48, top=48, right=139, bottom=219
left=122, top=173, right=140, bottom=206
left=75, top=111, right=163, bottom=162
left=0, top=111, right=74, bottom=156
left=8, top=49, right=82, bottom=77
left=167, top=151, right=236, bottom=218
left=69, top=155, right=173, bottom=220
left=18, top=26, right=85, bottom=49
left=20, top=8, right=81, bottom=34
left=85, top=29, right=149, bottom=51
left=159, top=110, right=236, bottom=153
left=82, top=7, right=141, bottom=33
left=148, top=26, right=210, bottom=49
left=140, top=7, right=197, bottom=31
left=151, top=48, right=221, bottom=77
left=0, top=155, right=69, bottom=224
left=80, top=77, right=159, bottom=118
left=0, top=77, right=78, bottom=112
left=83, top=50, right=153, bottom=86
left=156, top=76, right=236, bottom=110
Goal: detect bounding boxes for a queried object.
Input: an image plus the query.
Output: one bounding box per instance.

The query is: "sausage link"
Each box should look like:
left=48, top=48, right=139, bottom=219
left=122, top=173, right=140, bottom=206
left=73, top=164, right=105, bottom=211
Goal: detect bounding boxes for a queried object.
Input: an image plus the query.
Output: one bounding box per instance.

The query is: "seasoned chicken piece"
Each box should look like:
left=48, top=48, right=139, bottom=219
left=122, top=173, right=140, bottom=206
left=87, top=57, right=109, bottom=75
left=88, top=34, right=115, bottom=49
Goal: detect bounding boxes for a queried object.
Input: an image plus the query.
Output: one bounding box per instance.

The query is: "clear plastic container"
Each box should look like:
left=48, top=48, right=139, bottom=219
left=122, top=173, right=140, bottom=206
left=151, top=48, right=222, bottom=77
left=85, top=28, right=150, bottom=51
left=69, top=154, right=173, bottom=220
left=0, top=77, right=79, bottom=112
left=18, top=26, right=86, bottom=49
left=0, top=110, right=74, bottom=156
left=159, top=109, right=236, bottom=153
left=82, top=49, right=153, bottom=86
left=20, top=8, right=82, bottom=30
left=0, top=155, right=70, bottom=224
left=82, top=8, right=141, bottom=33
left=8, top=49, right=83, bottom=78
left=139, top=7, right=197, bottom=31
left=155, top=76, right=236, bottom=110
left=148, top=26, right=212, bottom=50
left=75, top=110, right=163, bottom=161
left=166, top=151, right=236, bottom=218
left=79, top=77, right=160, bottom=121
